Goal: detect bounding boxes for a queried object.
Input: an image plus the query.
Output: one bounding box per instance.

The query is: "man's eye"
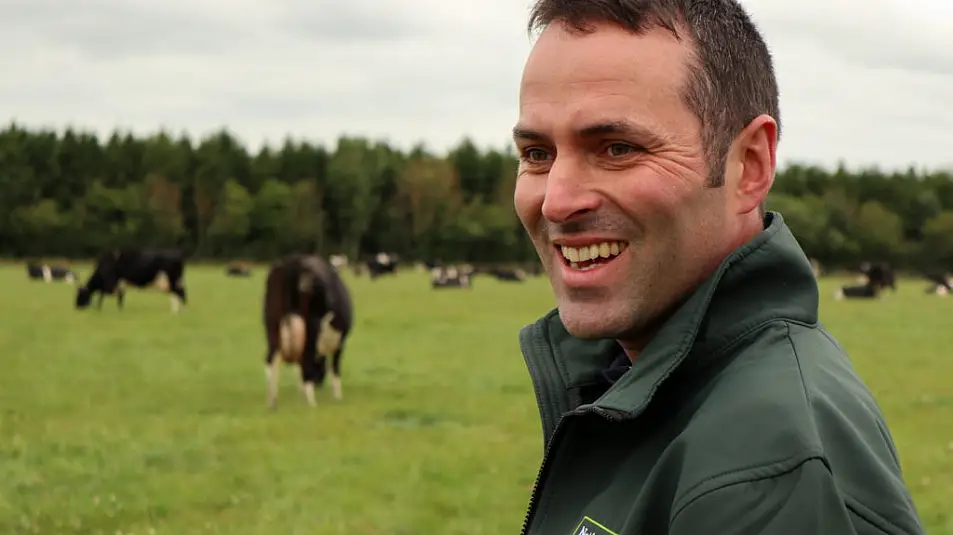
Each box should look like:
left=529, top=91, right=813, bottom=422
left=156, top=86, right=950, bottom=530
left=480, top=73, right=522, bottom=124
left=525, top=149, right=551, bottom=161
left=607, top=143, right=637, bottom=157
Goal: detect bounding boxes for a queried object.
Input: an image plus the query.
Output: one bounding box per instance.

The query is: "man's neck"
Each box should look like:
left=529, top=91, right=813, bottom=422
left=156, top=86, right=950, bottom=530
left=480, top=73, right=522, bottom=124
left=616, top=215, right=767, bottom=363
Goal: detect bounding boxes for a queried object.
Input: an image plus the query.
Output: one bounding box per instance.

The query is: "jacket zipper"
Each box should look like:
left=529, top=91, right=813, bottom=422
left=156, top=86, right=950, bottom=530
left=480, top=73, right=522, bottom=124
left=519, top=414, right=566, bottom=535
left=519, top=406, right=627, bottom=535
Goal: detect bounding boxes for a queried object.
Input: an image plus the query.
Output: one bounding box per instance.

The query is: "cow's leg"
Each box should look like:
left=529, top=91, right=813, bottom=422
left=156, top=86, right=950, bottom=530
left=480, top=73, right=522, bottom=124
left=41, top=265, right=51, bottom=283
left=168, top=287, right=185, bottom=314
left=265, top=350, right=282, bottom=410
left=117, top=288, right=125, bottom=309
left=264, top=314, right=283, bottom=410
left=299, top=318, right=322, bottom=406
left=315, top=312, right=339, bottom=390
left=329, top=345, right=345, bottom=401
left=173, top=285, right=187, bottom=312
left=314, top=355, right=328, bottom=387
left=300, top=355, right=319, bottom=407
left=175, top=284, right=187, bottom=306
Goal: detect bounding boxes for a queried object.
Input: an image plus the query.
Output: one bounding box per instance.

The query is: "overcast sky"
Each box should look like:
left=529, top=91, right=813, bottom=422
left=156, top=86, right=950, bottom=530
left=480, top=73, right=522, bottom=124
left=1, top=0, right=951, bottom=172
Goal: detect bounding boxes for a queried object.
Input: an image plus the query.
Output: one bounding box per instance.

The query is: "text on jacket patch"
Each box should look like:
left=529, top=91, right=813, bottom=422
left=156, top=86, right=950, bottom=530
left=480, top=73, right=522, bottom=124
left=574, top=517, right=617, bottom=535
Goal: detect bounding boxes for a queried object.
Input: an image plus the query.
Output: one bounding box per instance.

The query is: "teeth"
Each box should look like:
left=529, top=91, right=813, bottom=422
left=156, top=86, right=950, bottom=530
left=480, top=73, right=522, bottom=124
left=560, top=241, right=628, bottom=267
left=569, top=262, right=600, bottom=271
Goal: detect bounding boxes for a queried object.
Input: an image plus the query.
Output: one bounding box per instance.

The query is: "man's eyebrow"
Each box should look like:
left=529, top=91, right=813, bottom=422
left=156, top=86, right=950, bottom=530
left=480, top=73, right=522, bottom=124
left=578, top=120, right=661, bottom=143
left=512, top=120, right=664, bottom=144
left=512, top=126, right=546, bottom=142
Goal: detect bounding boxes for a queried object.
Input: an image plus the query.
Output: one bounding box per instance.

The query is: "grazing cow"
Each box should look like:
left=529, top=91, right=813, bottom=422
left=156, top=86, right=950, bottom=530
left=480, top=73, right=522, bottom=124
left=923, top=272, right=953, bottom=296
left=861, top=261, right=896, bottom=292
left=262, top=254, right=353, bottom=409
left=489, top=267, right=527, bottom=282
left=26, top=262, right=77, bottom=284
left=366, top=252, right=399, bottom=279
left=431, top=266, right=472, bottom=289
left=75, top=248, right=187, bottom=313
left=329, top=254, right=349, bottom=271
left=834, top=261, right=895, bottom=301
left=226, top=262, right=252, bottom=277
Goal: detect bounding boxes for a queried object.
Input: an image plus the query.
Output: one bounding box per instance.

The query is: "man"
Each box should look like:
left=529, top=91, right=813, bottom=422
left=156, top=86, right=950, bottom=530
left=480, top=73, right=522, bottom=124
left=511, top=1, right=925, bottom=534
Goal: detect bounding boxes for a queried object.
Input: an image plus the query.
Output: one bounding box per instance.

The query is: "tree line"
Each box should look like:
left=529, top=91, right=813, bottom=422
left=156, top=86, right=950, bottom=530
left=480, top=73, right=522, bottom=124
left=2, top=122, right=952, bottom=272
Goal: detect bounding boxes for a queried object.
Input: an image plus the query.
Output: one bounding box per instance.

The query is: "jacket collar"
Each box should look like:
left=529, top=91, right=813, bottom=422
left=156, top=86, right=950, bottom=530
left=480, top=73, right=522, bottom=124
left=519, top=212, right=820, bottom=440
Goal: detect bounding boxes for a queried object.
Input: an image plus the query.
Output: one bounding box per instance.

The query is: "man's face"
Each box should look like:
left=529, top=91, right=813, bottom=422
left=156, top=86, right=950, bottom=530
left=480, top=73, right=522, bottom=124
left=513, top=21, right=736, bottom=343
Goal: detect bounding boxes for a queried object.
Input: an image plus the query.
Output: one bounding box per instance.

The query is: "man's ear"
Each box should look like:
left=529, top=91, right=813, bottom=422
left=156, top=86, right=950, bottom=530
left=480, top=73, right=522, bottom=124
left=724, top=114, right=778, bottom=215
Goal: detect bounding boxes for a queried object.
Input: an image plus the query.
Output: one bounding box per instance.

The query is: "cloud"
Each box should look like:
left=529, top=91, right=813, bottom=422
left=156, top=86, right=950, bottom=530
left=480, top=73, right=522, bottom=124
left=744, top=0, right=953, bottom=169
left=0, top=0, right=949, bottom=171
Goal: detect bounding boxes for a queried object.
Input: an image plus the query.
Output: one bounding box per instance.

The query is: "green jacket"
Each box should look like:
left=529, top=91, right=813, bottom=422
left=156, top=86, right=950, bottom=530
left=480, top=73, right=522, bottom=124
left=518, top=212, right=924, bottom=535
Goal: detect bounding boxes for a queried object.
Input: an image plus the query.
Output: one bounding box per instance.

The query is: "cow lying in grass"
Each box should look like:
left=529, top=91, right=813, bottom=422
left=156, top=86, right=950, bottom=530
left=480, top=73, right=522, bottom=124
left=225, top=262, right=252, bottom=277
left=431, top=266, right=472, bottom=289
left=26, top=262, right=76, bottom=284
left=835, top=261, right=895, bottom=301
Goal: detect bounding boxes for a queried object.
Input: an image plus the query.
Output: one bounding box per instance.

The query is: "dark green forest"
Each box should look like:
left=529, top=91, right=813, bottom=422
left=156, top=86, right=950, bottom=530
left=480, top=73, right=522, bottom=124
left=3, top=122, right=952, bottom=271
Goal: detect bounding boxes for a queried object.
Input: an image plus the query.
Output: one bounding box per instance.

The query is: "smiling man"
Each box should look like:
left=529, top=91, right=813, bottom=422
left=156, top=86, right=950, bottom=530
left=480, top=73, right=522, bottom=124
left=512, top=1, right=925, bottom=534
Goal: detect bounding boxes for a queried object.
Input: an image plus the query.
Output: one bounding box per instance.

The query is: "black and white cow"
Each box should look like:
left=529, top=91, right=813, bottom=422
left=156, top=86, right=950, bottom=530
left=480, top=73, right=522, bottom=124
left=431, top=265, right=472, bottom=289
left=834, top=261, right=895, bottom=301
left=26, top=262, right=77, bottom=284
left=262, top=254, right=354, bottom=409
left=75, top=248, right=187, bottom=313
left=923, top=272, right=953, bottom=296
left=834, top=283, right=878, bottom=300
left=366, top=253, right=399, bottom=279
left=225, top=262, right=252, bottom=277
left=861, top=261, right=896, bottom=292
left=489, top=267, right=527, bottom=282
left=329, top=254, right=349, bottom=271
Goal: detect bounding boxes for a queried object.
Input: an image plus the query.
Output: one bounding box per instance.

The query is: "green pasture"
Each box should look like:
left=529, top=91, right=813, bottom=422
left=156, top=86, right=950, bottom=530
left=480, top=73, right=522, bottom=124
left=0, top=264, right=950, bottom=534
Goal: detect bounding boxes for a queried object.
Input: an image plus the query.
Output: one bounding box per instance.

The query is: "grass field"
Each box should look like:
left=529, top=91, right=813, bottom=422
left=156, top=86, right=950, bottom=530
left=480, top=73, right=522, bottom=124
left=1, top=264, right=950, bottom=534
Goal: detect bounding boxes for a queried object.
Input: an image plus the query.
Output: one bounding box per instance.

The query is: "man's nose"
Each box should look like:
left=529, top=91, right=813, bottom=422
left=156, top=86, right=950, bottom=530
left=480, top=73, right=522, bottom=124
left=540, top=156, right=600, bottom=223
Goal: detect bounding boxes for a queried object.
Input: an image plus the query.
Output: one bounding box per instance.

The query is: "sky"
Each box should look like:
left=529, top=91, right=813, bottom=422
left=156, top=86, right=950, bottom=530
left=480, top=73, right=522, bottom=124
left=1, top=0, right=951, bottom=172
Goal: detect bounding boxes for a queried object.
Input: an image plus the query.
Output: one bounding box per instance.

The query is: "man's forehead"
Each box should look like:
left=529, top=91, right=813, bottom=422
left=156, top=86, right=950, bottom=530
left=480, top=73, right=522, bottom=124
left=515, top=77, right=678, bottom=143
left=521, top=21, right=691, bottom=88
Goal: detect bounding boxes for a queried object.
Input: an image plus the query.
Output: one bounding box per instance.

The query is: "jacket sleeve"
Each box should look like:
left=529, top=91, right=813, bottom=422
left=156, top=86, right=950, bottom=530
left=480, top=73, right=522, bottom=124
left=669, top=459, right=861, bottom=535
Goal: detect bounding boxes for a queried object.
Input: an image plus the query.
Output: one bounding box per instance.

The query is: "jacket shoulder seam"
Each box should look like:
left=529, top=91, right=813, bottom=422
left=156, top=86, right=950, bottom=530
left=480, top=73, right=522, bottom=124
left=670, top=453, right=825, bottom=521
left=670, top=456, right=903, bottom=534
left=704, top=317, right=815, bottom=363
left=786, top=325, right=913, bottom=535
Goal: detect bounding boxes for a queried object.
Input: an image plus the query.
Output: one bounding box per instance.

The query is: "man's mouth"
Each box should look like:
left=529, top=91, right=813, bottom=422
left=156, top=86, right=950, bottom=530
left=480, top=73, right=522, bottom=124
left=556, top=241, right=628, bottom=271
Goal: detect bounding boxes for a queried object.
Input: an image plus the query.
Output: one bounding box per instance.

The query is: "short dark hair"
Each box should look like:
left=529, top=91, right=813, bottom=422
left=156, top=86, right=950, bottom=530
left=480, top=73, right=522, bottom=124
left=527, top=0, right=781, bottom=188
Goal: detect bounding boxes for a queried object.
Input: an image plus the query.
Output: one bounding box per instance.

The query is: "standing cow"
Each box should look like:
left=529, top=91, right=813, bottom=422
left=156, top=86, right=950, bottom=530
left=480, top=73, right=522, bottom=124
left=262, top=254, right=353, bottom=409
left=75, top=248, right=187, bottom=313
